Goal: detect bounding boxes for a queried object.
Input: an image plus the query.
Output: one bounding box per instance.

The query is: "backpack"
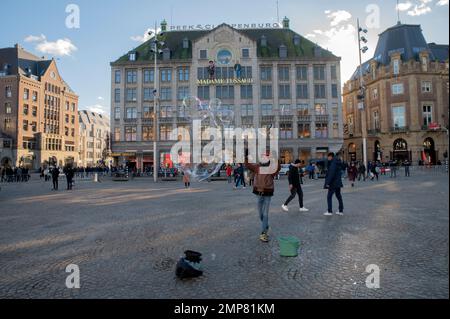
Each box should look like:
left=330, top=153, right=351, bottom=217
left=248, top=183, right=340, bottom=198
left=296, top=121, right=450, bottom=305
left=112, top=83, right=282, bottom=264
left=175, top=250, right=203, bottom=279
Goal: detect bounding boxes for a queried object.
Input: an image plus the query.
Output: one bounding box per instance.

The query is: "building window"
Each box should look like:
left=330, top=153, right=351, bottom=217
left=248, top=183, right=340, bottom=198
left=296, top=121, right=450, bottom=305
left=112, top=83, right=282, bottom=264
left=313, top=65, right=326, bottom=80
left=5, top=86, right=12, bottom=98
left=71, top=128, right=75, bottom=137
left=114, top=107, right=121, bottom=120
left=161, top=69, right=172, bottom=82
left=330, top=65, right=337, bottom=80
left=23, top=120, right=28, bottom=131
left=260, top=66, right=272, bottom=81
left=422, top=56, right=428, bottom=72
left=65, top=127, right=69, bottom=136
left=31, top=122, right=37, bottom=132
left=143, top=88, right=154, bottom=101
left=142, top=126, right=154, bottom=141
left=241, top=104, right=253, bottom=116
left=392, top=105, right=406, bottom=128
left=197, top=86, right=210, bottom=100
left=278, top=66, right=290, bottom=81
left=240, top=85, right=253, bottom=99
left=372, top=88, right=379, bottom=100
left=32, top=106, right=37, bottom=116
left=315, top=103, right=327, bottom=115
left=126, top=88, right=137, bottom=102
left=373, top=110, right=380, bottom=129
left=114, top=127, right=120, bottom=141
left=126, top=70, right=137, bottom=84
left=422, top=104, right=433, bottom=127
left=315, top=123, right=328, bottom=138
left=23, top=104, right=29, bottom=115
left=143, top=69, right=154, bottom=83
left=160, top=105, right=173, bottom=118
left=331, top=84, right=338, bottom=98
left=280, top=123, right=293, bottom=139
left=261, top=85, right=273, bottom=99
left=125, top=126, right=137, bottom=141
left=421, top=81, right=432, bottom=93
left=4, top=118, right=12, bottom=130
left=393, top=59, right=400, bottom=75
left=143, top=106, right=153, bottom=118
left=72, top=103, right=76, bottom=112
left=391, top=83, right=404, bottom=95
left=261, top=104, right=273, bottom=116
left=298, top=123, right=310, bottom=138
left=178, top=68, right=189, bottom=82
left=5, top=102, right=12, bottom=114
left=71, top=116, right=75, bottom=124
left=296, top=84, right=308, bottom=99
left=24, top=88, right=29, bottom=100
left=333, top=122, right=339, bottom=138
left=66, top=101, right=70, bottom=111
left=160, top=87, right=172, bottom=101
left=199, top=49, right=207, bottom=59
left=314, top=84, right=326, bottom=99
left=115, top=70, right=121, bottom=83
left=241, top=66, right=252, bottom=78
left=278, top=84, right=291, bottom=99
left=347, top=115, right=354, bottom=135
left=65, top=114, right=69, bottom=123
left=216, top=86, right=234, bottom=99
left=177, top=86, right=189, bottom=100
left=242, top=48, right=250, bottom=58
left=160, top=124, right=173, bottom=141
left=129, top=52, right=136, bottom=61
left=215, top=67, right=234, bottom=80
left=197, top=67, right=208, bottom=80
left=279, top=104, right=292, bottom=115
left=297, top=103, right=309, bottom=116
left=32, top=91, right=38, bottom=101
left=126, top=107, right=137, bottom=119
left=296, top=65, right=308, bottom=81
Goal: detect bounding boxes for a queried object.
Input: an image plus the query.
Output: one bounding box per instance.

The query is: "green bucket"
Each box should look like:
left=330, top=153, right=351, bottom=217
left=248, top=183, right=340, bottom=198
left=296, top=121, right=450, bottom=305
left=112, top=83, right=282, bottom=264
left=278, top=236, right=300, bottom=257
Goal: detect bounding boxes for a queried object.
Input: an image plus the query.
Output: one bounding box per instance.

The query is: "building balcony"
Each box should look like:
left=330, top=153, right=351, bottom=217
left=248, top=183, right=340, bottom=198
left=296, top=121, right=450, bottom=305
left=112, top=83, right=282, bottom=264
left=390, top=126, right=409, bottom=133
left=279, top=115, right=293, bottom=122
left=123, top=118, right=137, bottom=123
left=297, top=115, right=312, bottom=122
left=261, top=115, right=275, bottom=123
left=368, top=128, right=381, bottom=136
left=159, top=117, right=174, bottom=123
left=141, top=118, right=154, bottom=124
left=176, top=117, right=191, bottom=124
left=315, top=115, right=329, bottom=123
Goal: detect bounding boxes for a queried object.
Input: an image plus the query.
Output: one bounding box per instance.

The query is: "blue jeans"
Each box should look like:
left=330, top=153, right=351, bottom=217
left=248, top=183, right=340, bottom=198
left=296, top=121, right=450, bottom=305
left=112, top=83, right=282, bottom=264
left=327, top=188, right=344, bottom=213
left=257, top=195, right=271, bottom=233
left=235, top=175, right=245, bottom=187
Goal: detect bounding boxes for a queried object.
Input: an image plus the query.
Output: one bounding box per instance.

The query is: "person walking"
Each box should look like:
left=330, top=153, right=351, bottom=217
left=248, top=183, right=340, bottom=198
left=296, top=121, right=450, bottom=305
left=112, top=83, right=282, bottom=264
left=324, top=152, right=344, bottom=216
left=357, top=162, right=366, bottom=181
left=347, top=162, right=357, bottom=187
left=183, top=171, right=191, bottom=189
left=404, top=159, right=411, bottom=177
left=281, top=159, right=309, bottom=212
left=226, top=164, right=233, bottom=184
left=51, top=166, right=60, bottom=191
left=234, top=163, right=246, bottom=189
left=390, top=160, right=397, bottom=178
left=370, top=162, right=379, bottom=181
left=245, top=153, right=281, bottom=243
left=64, top=165, right=74, bottom=190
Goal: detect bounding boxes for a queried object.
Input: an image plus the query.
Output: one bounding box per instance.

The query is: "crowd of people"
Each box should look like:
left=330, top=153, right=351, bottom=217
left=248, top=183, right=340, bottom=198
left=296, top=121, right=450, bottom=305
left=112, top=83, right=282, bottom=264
left=0, top=166, right=31, bottom=183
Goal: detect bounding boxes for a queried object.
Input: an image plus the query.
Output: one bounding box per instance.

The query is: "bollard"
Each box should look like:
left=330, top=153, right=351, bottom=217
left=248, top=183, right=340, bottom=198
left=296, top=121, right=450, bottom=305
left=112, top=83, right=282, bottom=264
left=94, top=173, right=98, bottom=182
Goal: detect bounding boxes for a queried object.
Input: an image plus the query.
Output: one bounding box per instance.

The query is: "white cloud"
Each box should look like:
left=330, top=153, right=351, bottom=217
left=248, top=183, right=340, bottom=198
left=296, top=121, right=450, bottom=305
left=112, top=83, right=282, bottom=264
left=326, top=10, right=352, bottom=27
left=97, top=96, right=104, bottom=101
left=407, top=0, right=433, bottom=16
left=437, top=0, right=449, bottom=5
left=397, top=2, right=413, bottom=11
left=24, top=34, right=77, bottom=56
left=324, top=10, right=331, bottom=14
left=130, top=27, right=161, bottom=43
left=86, top=104, right=107, bottom=115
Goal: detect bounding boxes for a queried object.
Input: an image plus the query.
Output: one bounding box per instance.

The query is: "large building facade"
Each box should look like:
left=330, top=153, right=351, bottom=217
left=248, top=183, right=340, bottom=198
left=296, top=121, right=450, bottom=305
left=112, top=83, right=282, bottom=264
left=0, top=45, right=79, bottom=169
left=343, top=23, right=449, bottom=164
left=110, top=18, right=343, bottom=170
left=78, top=110, right=111, bottom=167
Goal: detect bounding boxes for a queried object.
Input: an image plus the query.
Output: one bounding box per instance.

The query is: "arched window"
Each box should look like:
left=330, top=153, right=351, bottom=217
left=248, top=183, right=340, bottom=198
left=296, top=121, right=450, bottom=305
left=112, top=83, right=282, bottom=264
left=393, top=139, right=408, bottom=151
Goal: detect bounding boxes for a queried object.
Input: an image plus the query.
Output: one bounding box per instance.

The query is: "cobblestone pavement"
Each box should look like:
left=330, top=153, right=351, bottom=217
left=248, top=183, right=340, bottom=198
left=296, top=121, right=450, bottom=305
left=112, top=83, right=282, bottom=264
left=0, top=170, right=448, bottom=299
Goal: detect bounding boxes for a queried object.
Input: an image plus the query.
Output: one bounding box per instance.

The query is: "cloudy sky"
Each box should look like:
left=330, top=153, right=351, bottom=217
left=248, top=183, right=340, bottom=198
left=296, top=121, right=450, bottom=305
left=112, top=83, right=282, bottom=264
left=1, top=0, right=448, bottom=114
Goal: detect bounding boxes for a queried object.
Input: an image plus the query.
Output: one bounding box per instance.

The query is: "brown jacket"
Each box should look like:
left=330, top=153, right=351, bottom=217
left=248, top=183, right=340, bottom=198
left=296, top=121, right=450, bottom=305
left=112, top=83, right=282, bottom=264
left=245, top=161, right=281, bottom=196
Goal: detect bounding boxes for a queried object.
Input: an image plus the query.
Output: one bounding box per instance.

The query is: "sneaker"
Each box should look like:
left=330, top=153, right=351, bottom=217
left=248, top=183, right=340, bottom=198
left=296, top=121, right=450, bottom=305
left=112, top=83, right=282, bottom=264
left=299, top=207, right=309, bottom=212
left=259, top=232, right=269, bottom=243
left=335, top=211, right=344, bottom=216
left=281, top=204, right=289, bottom=212
left=324, top=212, right=333, bottom=216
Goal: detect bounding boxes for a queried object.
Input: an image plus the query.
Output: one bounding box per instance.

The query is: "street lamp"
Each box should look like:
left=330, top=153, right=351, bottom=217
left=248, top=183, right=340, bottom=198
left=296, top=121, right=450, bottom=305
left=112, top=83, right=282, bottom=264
left=357, top=18, right=369, bottom=168
left=149, top=22, right=166, bottom=182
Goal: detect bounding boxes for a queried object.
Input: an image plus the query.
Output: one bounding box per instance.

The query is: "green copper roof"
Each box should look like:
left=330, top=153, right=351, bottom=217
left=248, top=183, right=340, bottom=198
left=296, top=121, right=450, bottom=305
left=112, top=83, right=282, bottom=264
left=113, top=24, right=338, bottom=64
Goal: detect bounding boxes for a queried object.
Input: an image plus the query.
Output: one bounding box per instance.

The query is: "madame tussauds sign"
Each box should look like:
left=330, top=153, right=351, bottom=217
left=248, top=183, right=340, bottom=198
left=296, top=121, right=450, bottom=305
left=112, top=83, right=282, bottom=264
left=170, top=23, right=282, bottom=31
left=197, top=78, right=254, bottom=86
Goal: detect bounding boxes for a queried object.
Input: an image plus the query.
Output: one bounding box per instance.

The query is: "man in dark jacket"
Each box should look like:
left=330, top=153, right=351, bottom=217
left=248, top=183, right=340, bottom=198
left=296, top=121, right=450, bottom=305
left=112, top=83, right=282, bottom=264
left=64, top=165, right=75, bottom=190
left=281, top=159, right=309, bottom=212
left=51, top=167, right=60, bottom=190
left=324, top=152, right=344, bottom=216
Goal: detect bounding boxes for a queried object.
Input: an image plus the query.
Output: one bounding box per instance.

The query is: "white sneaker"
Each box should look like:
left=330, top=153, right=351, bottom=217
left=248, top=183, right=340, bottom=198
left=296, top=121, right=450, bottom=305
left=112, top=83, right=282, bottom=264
left=281, top=205, right=289, bottom=212
left=324, top=212, right=333, bottom=216
left=335, top=211, right=344, bottom=216
left=299, top=207, right=309, bottom=212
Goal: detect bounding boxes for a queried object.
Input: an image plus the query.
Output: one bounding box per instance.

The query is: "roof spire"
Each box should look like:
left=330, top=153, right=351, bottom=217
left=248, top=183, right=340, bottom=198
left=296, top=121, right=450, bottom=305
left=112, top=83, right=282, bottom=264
left=396, top=0, right=401, bottom=25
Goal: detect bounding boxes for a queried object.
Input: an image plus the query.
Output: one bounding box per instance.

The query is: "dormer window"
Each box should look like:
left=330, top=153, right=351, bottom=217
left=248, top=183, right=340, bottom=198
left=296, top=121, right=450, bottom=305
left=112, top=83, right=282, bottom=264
left=279, top=45, right=287, bottom=58
left=162, top=48, right=171, bottom=61
left=421, top=56, right=428, bottom=72
left=261, top=35, right=267, bottom=47
left=293, top=35, right=301, bottom=46
left=393, top=59, right=400, bottom=75
left=182, top=38, right=189, bottom=49
left=314, top=46, right=322, bottom=57
left=129, top=52, right=136, bottom=61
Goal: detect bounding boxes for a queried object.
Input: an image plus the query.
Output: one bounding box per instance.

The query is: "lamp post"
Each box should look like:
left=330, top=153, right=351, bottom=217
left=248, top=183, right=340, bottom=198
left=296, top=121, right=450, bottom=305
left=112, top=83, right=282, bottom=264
left=357, top=19, right=369, bottom=168
left=149, top=22, right=166, bottom=182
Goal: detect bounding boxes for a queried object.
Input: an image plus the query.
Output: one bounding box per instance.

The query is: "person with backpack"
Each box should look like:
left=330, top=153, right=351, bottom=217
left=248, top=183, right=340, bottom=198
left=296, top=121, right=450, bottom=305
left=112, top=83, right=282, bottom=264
left=281, top=159, right=309, bottom=212
left=245, top=153, right=281, bottom=243
left=324, top=152, right=344, bottom=216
